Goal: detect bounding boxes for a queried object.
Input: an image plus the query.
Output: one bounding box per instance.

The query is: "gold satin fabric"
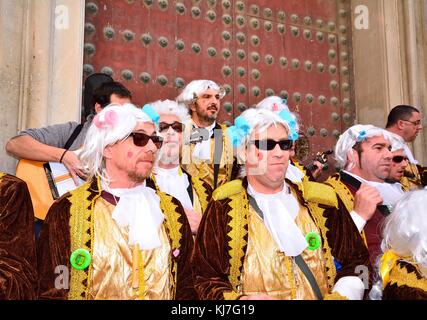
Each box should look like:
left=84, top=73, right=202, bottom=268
left=88, top=197, right=173, bottom=300
left=401, top=163, right=422, bottom=191
left=181, top=123, right=234, bottom=189
left=240, top=197, right=329, bottom=300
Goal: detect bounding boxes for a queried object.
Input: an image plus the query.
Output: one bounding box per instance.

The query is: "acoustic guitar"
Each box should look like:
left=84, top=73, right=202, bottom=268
left=16, top=158, right=84, bottom=220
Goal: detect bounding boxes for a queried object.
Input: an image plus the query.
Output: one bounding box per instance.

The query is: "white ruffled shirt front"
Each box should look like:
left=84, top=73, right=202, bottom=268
left=192, top=122, right=216, bottom=161
left=247, top=183, right=307, bottom=257
left=154, top=166, right=193, bottom=210
left=109, top=182, right=165, bottom=251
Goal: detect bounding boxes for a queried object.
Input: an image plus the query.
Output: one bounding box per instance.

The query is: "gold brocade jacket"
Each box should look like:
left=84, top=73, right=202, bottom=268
left=192, top=178, right=368, bottom=300
left=37, top=178, right=197, bottom=300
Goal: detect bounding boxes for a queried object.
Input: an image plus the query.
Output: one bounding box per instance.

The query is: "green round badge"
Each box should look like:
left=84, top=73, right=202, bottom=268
left=70, top=248, right=91, bottom=270
left=305, top=232, right=321, bottom=250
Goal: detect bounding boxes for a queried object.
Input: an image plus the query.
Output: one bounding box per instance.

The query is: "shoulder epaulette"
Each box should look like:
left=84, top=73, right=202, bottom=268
left=303, top=181, right=338, bottom=208
left=212, top=179, right=244, bottom=201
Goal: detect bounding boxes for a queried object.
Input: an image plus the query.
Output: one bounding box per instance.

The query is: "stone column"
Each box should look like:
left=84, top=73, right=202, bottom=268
left=0, top=0, right=85, bottom=174
left=351, top=0, right=426, bottom=164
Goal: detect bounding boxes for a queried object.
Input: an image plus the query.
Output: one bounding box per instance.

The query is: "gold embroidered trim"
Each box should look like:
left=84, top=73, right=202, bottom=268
left=0, top=172, right=5, bottom=180
left=226, top=184, right=248, bottom=292
left=325, top=175, right=368, bottom=247
left=157, top=190, right=183, bottom=299
left=305, top=202, right=337, bottom=290
left=192, top=177, right=209, bottom=213
left=68, top=178, right=101, bottom=300
left=221, top=123, right=235, bottom=184
left=223, top=291, right=243, bottom=300
left=285, top=257, right=297, bottom=299
left=389, top=263, right=427, bottom=292
left=138, top=250, right=145, bottom=300
left=324, top=291, right=348, bottom=300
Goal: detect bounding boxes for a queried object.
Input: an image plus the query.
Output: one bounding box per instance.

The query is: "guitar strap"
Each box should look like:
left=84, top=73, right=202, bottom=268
left=64, top=124, right=84, bottom=150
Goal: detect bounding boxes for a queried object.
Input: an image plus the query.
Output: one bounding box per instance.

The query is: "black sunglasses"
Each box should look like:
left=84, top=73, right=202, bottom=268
left=392, top=155, right=408, bottom=163
left=129, top=132, right=163, bottom=149
left=159, top=121, right=184, bottom=133
left=249, top=139, right=293, bottom=151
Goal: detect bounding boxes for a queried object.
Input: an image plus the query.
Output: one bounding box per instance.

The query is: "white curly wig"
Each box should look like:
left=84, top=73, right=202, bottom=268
left=176, top=79, right=225, bottom=107
left=150, top=99, right=190, bottom=123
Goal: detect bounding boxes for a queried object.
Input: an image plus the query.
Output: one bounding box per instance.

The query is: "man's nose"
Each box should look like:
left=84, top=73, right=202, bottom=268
left=146, top=138, right=160, bottom=151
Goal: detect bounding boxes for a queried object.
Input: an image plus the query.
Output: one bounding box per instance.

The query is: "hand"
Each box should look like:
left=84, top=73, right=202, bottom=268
left=61, top=150, right=87, bottom=185
left=239, top=294, right=274, bottom=300
left=353, top=184, right=383, bottom=221
left=311, top=160, right=324, bottom=179
left=184, top=208, right=202, bottom=234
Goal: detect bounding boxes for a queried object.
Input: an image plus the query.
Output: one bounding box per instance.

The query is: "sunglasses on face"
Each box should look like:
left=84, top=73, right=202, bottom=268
left=392, top=155, right=408, bottom=164
left=129, top=132, right=163, bottom=149
left=159, top=121, right=184, bottom=133
left=249, top=139, right=293, bottom=151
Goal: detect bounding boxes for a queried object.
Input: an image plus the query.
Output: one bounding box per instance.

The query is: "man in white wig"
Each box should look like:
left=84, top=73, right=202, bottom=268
left=369, top=189, right=427, bottom=300
left=255, top=96, right=325, bottom=182
left=192, top=108, right=368, bottom=300
left=325, top=124, right=400, bottom=271
left=176, top=79, right=238, bottom=189
left=255, top=96, right=339, bottom=212
left=150, top=99, right=212, bottom=234
left=37, top=103, right=197, bottom=300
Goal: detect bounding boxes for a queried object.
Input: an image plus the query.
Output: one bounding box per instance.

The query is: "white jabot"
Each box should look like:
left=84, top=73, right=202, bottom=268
left=286, top=161, right=305, bottom=183
left=192, top=122, right=216, bottom=161
left=403, top=144, right=418, bottom=164
left=154, top=166, right=193, bottom=210
left=247, top=183, right=308, bottom=256
left=109, top=182, right=165, bottom=251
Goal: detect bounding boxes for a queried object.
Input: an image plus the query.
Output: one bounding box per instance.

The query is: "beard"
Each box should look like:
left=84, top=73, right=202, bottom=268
left=158, top=144, right=180, bottom=166
left=127, top=170, right=150, bottom=184
left=195, top=102, right=218, bottom=123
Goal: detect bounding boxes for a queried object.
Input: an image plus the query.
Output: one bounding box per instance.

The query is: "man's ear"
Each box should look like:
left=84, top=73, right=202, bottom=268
left=103, top=145, right=113, bottom=160
left=190, top=101, right=198, bottom=113
left=396, top=119, right=406, bottom=130
left=347, top=149, right=359, bottom=167
left=95, top=103, right=103, bottom=114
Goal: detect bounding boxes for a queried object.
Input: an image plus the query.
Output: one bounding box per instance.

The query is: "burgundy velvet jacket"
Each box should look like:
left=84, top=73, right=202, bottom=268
left=37, top=178, right=197, bottom=300
left=0, top=173, right=38, bottom=299
left=326, top=171, right=391, bottom=269
left=192, top=178, right=370, bottom=300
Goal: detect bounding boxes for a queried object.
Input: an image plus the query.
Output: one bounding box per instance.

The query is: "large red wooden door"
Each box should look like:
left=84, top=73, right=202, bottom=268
left=84, top=0, right=354, bottom=170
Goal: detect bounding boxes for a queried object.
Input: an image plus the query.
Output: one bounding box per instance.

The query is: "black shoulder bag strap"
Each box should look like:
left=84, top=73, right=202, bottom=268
left=247, top=193, right=323, bottom=300
left=64, top=124, right=84, bottom=150
left=213, top=126, right=223, bottom=189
